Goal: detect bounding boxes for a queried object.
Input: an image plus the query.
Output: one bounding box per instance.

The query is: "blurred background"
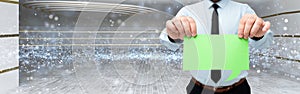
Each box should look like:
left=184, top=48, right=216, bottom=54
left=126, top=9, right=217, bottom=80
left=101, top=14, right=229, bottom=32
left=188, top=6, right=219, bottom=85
left=0, top=0, right=300, bottom=94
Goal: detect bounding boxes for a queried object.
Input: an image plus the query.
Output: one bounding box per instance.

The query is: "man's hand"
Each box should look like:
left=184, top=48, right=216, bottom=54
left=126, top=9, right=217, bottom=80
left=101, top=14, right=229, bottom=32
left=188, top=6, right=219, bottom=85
left=238, top=14, right=271, bottom=39
left=166, top=16, right=197, bottom=40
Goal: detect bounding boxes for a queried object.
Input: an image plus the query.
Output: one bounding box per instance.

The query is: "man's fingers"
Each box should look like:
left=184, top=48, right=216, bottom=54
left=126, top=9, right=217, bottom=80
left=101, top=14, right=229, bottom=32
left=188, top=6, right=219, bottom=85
left=254, top=21, right=270, bottom=37
left=250, top=18, right=263, bottom=37
left=262, top=21, right=271, bottom=32
left=166, top=20, right=177, bottom=32
left=238, top=15, right=248, bottom=38
left=166, top=20, right=179, bottom=38
left=173, top=17, right=185, bottom=39
left=173, top=17, right=184, bottom=33
left=243, top=15, right=256, bottom=39
left=255, top=27, right=264, bottom=37
left=181, top=17, right=192, bottom=37
left=167, top=16, right=197, bottom=39
left=187, top=17, right=197, bottom=36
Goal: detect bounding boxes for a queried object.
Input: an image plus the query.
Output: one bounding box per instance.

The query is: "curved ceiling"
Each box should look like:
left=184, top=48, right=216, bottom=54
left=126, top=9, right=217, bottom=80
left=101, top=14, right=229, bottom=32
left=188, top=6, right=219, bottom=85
left=23, top=1, right=161, bottom=15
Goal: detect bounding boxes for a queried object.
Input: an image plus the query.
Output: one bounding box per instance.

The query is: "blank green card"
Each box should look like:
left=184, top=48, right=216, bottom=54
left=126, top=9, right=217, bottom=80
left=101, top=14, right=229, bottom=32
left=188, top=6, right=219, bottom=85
left=183, top=35, right=249, bottom=81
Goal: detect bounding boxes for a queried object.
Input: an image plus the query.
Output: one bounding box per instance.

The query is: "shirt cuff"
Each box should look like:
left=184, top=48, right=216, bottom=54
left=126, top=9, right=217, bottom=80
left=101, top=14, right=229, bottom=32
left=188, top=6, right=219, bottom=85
left=249, top=30, right=273, bottom=49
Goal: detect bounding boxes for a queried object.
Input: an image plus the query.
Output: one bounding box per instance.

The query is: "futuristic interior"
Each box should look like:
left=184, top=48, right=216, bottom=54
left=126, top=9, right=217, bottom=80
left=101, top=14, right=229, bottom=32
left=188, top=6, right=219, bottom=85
left=0, top=0, right=299, bottom=94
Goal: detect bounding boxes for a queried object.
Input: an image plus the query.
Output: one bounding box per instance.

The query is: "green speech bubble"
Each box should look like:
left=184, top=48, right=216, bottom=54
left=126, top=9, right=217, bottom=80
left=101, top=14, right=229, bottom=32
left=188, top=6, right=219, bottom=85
left=183, top=35, right=249, bottom=81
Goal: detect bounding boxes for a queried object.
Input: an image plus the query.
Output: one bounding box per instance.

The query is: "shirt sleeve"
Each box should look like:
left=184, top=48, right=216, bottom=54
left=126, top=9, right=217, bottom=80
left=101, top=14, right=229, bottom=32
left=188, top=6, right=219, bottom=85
left=159, top=7, right=188, bottom=51
left=244, top=4, right=274, bottom=49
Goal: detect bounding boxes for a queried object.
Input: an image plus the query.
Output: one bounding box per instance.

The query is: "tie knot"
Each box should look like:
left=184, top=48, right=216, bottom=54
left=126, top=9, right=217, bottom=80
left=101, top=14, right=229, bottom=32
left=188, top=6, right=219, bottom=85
left=212, top=4, right=219, bottom=10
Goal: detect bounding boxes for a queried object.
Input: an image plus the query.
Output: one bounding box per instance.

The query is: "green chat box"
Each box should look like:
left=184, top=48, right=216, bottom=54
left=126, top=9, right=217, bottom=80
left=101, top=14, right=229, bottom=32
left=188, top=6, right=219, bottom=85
left=183, top=35, right=249, bottom=81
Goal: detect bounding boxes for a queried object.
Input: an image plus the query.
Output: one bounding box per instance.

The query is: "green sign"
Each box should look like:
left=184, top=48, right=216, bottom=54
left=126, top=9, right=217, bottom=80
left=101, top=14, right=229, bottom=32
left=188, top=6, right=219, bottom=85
left=183, top=35, right=249, bottom=81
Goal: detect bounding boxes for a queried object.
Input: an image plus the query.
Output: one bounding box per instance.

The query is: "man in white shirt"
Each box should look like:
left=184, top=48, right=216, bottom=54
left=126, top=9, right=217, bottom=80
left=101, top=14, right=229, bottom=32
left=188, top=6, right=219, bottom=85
left=160, top=0, right=273, bottom=94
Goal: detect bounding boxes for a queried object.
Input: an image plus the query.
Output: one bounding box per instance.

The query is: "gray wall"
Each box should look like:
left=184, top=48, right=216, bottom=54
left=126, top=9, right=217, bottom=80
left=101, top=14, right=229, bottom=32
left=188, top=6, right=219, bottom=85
left=0, top=1, right=19, bottom=93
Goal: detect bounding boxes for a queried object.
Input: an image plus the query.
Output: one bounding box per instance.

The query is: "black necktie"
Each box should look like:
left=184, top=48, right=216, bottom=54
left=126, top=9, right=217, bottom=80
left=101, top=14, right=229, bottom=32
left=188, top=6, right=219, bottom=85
left=211, top=4, right=221, bottom=83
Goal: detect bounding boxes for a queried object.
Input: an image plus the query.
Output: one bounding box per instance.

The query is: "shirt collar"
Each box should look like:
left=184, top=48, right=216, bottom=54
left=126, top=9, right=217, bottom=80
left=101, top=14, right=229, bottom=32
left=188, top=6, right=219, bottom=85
left=205, top=0, right=230, bottom=9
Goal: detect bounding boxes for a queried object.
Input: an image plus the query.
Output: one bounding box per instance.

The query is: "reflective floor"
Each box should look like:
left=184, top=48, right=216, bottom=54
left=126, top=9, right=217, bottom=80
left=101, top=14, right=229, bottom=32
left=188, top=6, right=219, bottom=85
left=8, top=67, right=300, bottom=94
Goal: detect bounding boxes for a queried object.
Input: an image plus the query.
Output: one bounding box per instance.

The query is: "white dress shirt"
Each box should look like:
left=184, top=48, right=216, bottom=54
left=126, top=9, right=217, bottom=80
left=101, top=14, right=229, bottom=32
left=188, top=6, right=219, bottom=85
left=160, top=0, right=273, bottom=87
